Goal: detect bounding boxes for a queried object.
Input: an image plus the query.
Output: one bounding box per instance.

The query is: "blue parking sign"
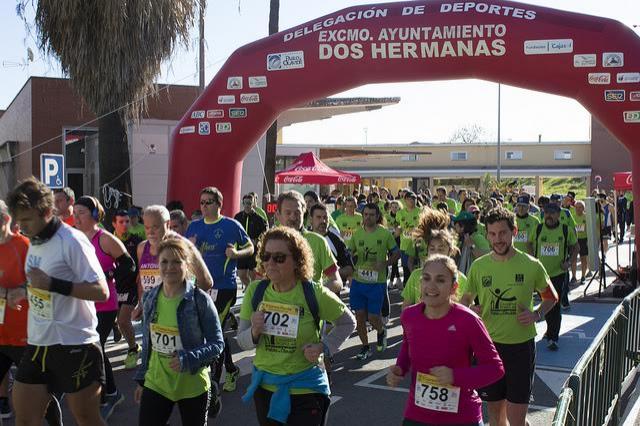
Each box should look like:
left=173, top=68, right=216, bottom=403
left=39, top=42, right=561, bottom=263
left=40, top=154, right=65, bottom=189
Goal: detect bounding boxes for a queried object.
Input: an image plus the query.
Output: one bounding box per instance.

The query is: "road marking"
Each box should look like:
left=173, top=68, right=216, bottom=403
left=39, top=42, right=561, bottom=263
left=354, top=369, right=409, bottom=393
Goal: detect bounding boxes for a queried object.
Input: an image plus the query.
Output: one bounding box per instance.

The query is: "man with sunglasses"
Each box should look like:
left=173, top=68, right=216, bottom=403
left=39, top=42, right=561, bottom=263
left=186, top=187, right=253, bottom=400
left=234, top=194, right=268, bottom=290
left=275, top=191, right=342, bottom=293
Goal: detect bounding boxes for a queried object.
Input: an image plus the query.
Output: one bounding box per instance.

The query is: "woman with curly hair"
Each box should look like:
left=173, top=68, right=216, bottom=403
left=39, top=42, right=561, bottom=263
left=237, top=227, right=355, bottom=425
left=402, top=229, right=468, bottom=309
left=406, top=208, right=451, bottom=270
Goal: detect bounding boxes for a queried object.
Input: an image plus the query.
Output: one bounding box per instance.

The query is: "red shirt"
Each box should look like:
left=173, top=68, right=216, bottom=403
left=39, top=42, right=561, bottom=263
left=0, top=234, right=30, bottom=346
left=62, top=215, right=75, bottom=227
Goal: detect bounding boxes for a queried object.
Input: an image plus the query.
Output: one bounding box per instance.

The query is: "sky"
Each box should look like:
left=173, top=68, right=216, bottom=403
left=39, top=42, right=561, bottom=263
left=1, top=0, right=638, bottom=146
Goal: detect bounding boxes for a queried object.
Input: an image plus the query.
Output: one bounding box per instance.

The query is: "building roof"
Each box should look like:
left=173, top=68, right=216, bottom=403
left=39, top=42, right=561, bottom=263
left=278, top=97, right=401, bottom=127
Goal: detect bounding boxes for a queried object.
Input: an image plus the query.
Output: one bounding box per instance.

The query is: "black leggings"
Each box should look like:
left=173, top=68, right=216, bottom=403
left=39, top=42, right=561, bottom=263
left=0, top=345, right=62, bottom=425
left=212, top=290, right=238, bottom=383
left=139, top=386, right=210, bottom=426
left=253, top=386, right=331, bottom=426
left=96, top=310, right=118, bottom=396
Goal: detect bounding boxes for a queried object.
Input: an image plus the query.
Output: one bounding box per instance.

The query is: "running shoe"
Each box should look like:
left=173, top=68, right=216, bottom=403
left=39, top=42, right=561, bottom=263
left=356, top=345, right=372, bottom=360
left=0, top=397, right=12, bottom=419
left=124, top=344, right=140, bottom=370
left=377, top=329, right=388, bottom=352
left=223, top=367, right=240, bottom=392
left=100, top=390, right=124, bottom=421
left=547, top=340, right=559, bottom=351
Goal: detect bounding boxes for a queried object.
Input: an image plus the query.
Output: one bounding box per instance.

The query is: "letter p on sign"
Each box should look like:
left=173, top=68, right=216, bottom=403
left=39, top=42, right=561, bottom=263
left=40, top=154, right=65, bottom=189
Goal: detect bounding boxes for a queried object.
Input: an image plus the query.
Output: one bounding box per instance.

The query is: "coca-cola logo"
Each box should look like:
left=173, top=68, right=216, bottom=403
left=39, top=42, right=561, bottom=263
left=283, top=176, right=303, bottom=183
left=293, top=166, right=330, bottom=172
left=588, top=73, right=610, bottom=85
left=337, top=175, right=357, bottom=183
left=626, top=174, right=633, bottom=185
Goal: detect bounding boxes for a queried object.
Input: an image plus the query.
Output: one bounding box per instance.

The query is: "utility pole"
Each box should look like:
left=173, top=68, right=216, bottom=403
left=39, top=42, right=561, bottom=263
left=262, top=0, right=280, bottom=203
left=198, top=1, right=205, bottom=93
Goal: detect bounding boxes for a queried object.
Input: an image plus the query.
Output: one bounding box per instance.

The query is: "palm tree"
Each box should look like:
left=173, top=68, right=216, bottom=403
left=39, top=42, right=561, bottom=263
left=17, top=0, right=203, bottom=213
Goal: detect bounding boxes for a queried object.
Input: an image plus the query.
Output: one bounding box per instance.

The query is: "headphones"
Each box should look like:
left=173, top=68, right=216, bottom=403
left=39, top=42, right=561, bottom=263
left=76, top=196, right=102, bottom=222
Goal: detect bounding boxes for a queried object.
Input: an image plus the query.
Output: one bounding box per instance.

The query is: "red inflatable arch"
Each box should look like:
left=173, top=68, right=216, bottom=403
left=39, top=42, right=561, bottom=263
left=169, top=0, right=640, bottom=251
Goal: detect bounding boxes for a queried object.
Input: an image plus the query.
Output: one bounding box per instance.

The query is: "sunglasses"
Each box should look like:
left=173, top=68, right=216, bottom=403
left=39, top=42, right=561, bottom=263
left=200, top=199, right=217, bottom=206
left=260, top=252, right=288, bottom=264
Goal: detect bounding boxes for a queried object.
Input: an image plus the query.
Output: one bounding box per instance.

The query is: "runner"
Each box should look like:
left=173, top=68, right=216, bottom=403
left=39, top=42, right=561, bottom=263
left=385, top=200, right=402, bottom=288
left=248, top=192, right=269, bottom=225
left=275, top=191, right=342, bottom=293
left=134, top=237, right=224, bottom=425
left=53, top=187, right=75, bottom=227
left=396, top=191, right=422, bottom=284
left=310, top=203, right=354, bottom=283
left=235, top=193, right=268, bottom=290
left=169, top=209, right=189, bottom=236
left=335, top=196, right=362, bottom=242
left=406, top=208, right=451, bottom=270
left=73, top=196, right=136, bottom=419
left=453, top=211, right=490, bottom=273
left=513, top=195, right=540, bottom=255
left=387, top=255, right=504, bottom=426
left=461, top=207, right=558, bottom=426
left=347, top=203, right=399, bottom=360
left=111, top=209, right=142, bottom=369
left=7, top=177, right=109, bottom=426
left=237, top=227, right=355, bottom=425
left=571, top=201, right=590, bottom=283
left=134, top=205, right=212, bottom=318
left=0, top=200, right=62, bottom=425
left=402, top=228, right=467, bottom=309
left=186, top=187, right=253, bottom=400
left=128, top=206, right=146, bottom=239
left=435, top=186, right=459, bottom=215
left=303, top=190, right=339, bottom=235
left=534, top=202, right=578, bottom=349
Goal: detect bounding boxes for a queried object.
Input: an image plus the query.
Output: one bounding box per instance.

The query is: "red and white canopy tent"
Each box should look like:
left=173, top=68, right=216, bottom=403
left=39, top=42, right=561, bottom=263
left=275, top=152, right=360, bottom=185
left=614, top=172, right=633, bottom=191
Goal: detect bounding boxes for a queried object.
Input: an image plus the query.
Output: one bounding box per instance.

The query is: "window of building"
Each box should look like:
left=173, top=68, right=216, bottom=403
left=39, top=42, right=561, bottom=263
left=554, top=150, right=573, bottom=160
left=505, top=150, right=523, bottom=160
left=450, top=151, right=468, bottom=161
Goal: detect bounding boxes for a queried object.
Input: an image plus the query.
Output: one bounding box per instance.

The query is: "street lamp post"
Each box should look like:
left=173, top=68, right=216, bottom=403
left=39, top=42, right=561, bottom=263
left=497, top=83, right=501, bottom=182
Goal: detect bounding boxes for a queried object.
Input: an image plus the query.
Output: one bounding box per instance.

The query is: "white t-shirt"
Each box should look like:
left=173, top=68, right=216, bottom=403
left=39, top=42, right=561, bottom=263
left=25, top=223, right=105, bottom=346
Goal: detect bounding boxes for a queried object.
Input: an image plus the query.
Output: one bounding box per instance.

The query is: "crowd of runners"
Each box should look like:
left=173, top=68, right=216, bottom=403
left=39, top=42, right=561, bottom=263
left=0, top=177, right=634, bottom=425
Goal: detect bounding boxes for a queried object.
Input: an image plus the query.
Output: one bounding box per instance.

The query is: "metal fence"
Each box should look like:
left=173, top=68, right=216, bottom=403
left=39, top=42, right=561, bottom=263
left=553, top=287, right=640, bottom=425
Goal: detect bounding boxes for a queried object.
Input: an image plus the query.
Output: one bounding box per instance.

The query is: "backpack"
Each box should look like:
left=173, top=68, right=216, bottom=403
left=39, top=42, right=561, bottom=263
left=535, top=223, right=569, bottom=261
left=251, top=280, right=321, bottom=331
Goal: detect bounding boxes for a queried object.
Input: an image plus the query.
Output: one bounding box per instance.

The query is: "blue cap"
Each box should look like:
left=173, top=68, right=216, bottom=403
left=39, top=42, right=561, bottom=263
left=128, top=207, right=141, bottom=217
left=517, top=195, right=530, bottom=205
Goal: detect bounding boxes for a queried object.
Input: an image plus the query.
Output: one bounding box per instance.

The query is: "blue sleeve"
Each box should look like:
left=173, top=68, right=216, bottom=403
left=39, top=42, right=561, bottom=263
left=178, top=290, right=225, bottom=374
left=233, top=219, right=251, bottom=247
left=185, top=221, right=198, bottom=239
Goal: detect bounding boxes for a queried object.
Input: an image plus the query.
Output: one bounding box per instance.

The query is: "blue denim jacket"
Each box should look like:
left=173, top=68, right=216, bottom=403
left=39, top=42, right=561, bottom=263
left=134, top=281, right=224, bottom=384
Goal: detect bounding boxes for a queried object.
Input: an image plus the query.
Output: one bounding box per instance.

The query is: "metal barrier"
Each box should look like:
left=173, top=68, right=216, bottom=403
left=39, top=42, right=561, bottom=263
left=552, top=287, right=640, bottom=426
